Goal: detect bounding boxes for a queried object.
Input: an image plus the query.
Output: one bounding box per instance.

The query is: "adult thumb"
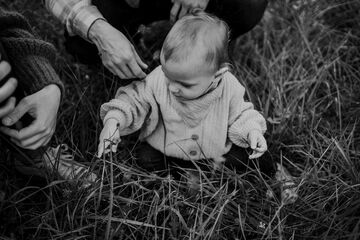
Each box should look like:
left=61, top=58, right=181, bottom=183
left=133, top=47, right=148, bottom=70
left=2, top=99, right=29, bottom=126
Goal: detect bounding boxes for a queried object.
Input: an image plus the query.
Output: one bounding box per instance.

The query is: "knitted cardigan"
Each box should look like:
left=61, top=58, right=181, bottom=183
left=100, top=66, right=267, bottom=161
left=0, top=8, right=64, bottom=95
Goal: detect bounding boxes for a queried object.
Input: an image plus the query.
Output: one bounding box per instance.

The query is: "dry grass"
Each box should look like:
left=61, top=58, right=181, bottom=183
left=0, top=0, right=360, bottom=239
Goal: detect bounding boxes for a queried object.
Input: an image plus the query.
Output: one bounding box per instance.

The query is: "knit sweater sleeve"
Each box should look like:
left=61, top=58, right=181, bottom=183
left=100, top=68, right=160, bottom=136
left=227, top=74, right=267, bottom=148
left=0, top=8, right=64, bottom=96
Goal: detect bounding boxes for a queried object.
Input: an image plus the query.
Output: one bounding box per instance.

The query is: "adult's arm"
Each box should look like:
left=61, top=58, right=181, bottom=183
left=44, top=0, right=148, bottom=79
left=0, top=8, right=63, bottom=149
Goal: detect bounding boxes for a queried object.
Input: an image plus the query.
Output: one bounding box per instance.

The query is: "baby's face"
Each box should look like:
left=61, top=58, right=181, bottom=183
left=161, top=54, right=215, bottom=100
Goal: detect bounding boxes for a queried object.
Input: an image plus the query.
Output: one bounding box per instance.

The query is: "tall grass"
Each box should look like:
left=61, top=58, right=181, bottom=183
left=0, top=0, right=359, bottom=239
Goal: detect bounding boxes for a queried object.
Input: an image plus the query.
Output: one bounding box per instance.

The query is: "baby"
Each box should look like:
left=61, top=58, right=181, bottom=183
left=97, top=11, right=273, bottom=179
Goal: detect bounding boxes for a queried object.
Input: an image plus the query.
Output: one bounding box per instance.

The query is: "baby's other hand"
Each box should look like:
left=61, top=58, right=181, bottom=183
left=97, top=118, right=121, bottom=158
left=247, top=130, right=267, bottom=159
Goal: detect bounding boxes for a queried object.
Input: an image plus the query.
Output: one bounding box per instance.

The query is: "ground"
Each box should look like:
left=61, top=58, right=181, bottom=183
left=0, top=0, right=360, bottom=239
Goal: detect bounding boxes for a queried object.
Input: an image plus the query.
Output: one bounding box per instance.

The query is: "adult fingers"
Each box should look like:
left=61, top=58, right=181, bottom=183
left=0, top=123, right=39, bottom=142
left=0, top=77, right=17, bottom=103
left=12, top=133, right=50, bottom=150
left=105, top=57, right=131, bottom=79
left=115, top=68, right=127, bottom=79
left=170, top=2, right=181, bottom=22
left=119, top=65, right=133, bottom=79
left=2, top=96, right=31, bottom=126
left=14, top=128, right=52, bottom=148
left=127, top=59, right=146, bottom=79
left=100, top=53, right=123, bottom=79
left=133, top=47, right=148, bottom=70
left=23, top=136, right=49, bottom=150
left=104, top=61, right=127, bottom=79
left=1, top=115, right=54, bottom=142
left=10, top=117, right=52, bottom=140
left=0, top=126, right=21, bottom=140
left=0, top=97, right=16, bottom=118
left=0, top=61, right=11, bottom=81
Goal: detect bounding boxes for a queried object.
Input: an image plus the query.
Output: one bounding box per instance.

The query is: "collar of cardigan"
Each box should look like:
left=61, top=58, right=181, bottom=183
left=169, top=70, right=227, bottom=127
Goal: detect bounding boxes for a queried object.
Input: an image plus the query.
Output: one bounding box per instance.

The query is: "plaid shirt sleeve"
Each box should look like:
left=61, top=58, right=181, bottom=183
left=44, top=0, right=106, bottom=40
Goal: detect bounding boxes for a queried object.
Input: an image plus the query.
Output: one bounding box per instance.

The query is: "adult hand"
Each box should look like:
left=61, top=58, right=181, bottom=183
left=97, top=118, right=121, bottom=158
left=170, top=0, right=210, bottom=22
left=0, top=60, right=17, bottom=118
left=89, top=19, right=148, bottom=79
left=247, top=129, right=267, bottom=159
left=0, top=84, right=61, bottom=150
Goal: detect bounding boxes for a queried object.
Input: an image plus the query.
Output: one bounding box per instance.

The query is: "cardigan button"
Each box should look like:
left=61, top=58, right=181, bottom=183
left=189, top=150, right=197, bottom=156
left=191, top=134, right=199, bottom=140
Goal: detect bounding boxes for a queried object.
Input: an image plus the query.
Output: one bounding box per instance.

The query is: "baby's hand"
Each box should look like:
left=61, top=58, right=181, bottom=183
left=97, top=118, right=121, bottom=158
left=247, top=130, right=267, bottom=159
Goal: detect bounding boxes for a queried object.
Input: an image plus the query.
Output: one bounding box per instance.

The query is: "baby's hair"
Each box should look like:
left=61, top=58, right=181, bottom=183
left=161, top=10, right=230, bottom=71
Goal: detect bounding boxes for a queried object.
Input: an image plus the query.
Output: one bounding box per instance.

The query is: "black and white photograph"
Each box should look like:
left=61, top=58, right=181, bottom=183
left=0, top=0, right=359, bottom=239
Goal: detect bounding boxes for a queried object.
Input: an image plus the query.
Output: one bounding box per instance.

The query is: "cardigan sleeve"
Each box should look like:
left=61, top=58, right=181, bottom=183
left=100, top=68, right=160, bottom=137
left=227, top=74, right=267, bottom=148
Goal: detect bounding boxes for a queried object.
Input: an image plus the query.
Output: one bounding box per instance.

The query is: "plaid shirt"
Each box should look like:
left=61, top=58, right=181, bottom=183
left=44, top=0, right=105, bottom=40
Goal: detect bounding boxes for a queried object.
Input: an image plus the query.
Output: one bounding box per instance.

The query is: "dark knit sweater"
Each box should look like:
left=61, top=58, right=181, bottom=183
left=0, top=8, right=64, bottom=95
